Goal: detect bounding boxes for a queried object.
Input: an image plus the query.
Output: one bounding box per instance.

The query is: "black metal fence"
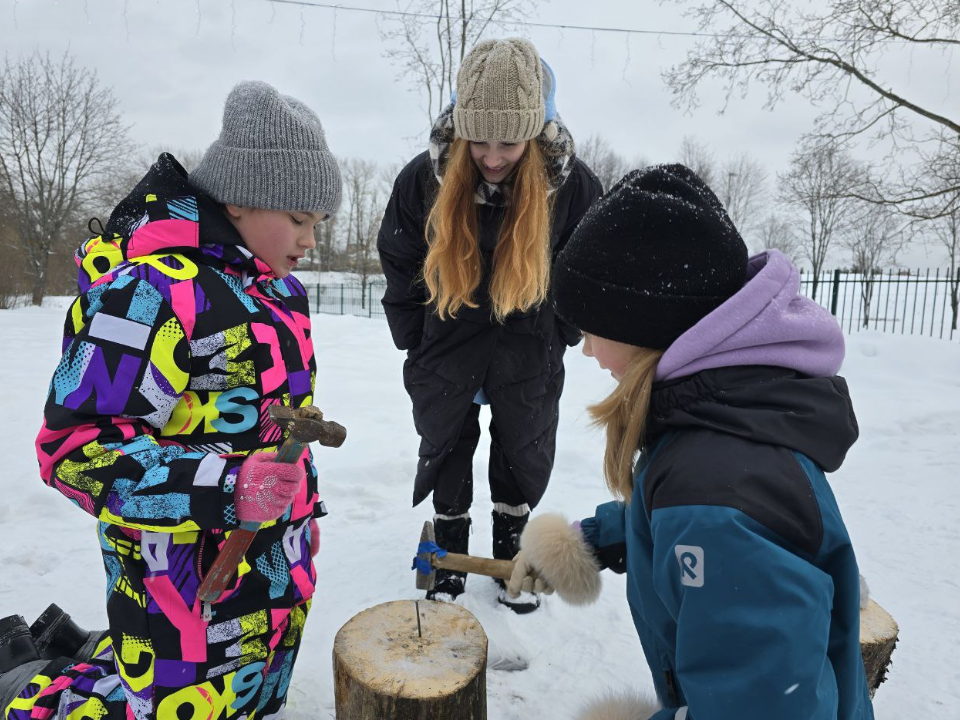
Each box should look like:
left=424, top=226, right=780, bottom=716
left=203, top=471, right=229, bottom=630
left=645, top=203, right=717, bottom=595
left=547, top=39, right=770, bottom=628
left=799, top=268, right=960, bottom=341
left=307, top=270, right=960, bottom=342
left=306, top=282, right=388, bottom=320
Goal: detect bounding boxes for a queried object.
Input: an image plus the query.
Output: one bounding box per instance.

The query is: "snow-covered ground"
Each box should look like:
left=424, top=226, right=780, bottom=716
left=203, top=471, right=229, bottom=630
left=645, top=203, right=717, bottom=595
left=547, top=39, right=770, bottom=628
left=292, top=270, right=386, bottom=286
left=1, top=305, right=957, bottom=719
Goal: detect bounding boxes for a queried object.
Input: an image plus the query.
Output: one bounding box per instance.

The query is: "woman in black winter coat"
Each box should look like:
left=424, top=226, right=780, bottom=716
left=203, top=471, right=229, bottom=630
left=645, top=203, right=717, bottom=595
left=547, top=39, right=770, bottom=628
left=377, top=37, right=602, bottom=611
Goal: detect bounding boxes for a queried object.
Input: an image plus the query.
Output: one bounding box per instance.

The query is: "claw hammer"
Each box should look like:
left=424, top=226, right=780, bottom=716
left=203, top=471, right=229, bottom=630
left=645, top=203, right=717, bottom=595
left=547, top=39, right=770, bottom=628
left=197, top=405, right=345, bottom=619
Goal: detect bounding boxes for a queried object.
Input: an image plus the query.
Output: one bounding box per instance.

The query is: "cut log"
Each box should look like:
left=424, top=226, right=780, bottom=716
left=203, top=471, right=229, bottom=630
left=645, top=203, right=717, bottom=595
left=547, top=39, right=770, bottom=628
left=331, top=597, right=895, bottom=716
left=860, top=599, right=899, bottom=696
left=333, top=600, right=487, bottom=719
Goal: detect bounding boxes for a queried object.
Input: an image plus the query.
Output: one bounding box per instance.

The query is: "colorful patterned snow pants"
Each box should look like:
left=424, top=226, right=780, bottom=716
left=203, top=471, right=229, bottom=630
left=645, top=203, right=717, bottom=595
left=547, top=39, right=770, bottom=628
left=4, top=602, right=310, bottom=720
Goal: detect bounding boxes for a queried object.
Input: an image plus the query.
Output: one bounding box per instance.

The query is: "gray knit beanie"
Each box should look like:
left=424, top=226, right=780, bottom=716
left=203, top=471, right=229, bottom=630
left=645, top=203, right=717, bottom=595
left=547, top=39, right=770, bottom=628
left=453, top=38, right=545, bottom=143
left=191, top=80, right=342, bottom=215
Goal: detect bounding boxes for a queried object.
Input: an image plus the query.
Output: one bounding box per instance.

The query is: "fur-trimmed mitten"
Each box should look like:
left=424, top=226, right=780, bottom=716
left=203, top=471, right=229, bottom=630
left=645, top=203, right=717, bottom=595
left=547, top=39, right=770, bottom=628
left=506, top=513, right=602, bottom=605
left=574, top=691, right=661, bottom=720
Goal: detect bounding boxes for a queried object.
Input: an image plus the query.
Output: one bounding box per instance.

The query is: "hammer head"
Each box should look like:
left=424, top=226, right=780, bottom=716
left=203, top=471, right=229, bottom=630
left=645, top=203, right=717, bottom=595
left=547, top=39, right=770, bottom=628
left=415, top=521, right=436, bottom=591
left=269, top=405, right=346, bottom=448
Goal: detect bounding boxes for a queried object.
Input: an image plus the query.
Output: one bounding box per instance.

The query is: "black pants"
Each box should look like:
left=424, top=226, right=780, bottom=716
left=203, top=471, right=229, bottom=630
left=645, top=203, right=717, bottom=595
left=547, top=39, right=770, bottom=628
left=432, top=403, right=530, bottom=516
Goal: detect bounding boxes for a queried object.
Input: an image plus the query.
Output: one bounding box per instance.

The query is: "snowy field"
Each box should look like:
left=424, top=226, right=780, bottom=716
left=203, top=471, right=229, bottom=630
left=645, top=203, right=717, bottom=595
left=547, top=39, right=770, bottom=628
left=291, top=270, right=386, bottom=287
left=0, top=303, right=957, bottom=719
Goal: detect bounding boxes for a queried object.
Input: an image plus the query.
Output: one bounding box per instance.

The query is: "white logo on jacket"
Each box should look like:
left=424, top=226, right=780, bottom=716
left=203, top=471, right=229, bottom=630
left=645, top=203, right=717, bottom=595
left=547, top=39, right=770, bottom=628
left=675, top=545, right=704, bottom=588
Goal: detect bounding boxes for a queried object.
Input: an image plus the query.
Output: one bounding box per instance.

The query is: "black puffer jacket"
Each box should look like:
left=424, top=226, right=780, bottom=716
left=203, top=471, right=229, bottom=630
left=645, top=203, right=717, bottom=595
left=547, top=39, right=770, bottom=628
left=378, top=151, right=602, bottom=508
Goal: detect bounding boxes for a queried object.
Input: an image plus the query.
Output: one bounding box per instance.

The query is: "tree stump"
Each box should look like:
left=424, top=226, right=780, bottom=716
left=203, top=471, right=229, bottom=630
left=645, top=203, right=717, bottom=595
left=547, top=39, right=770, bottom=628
left=333, top=600, right=488, bottom=719
left=860, top=599, right=898, bottom=696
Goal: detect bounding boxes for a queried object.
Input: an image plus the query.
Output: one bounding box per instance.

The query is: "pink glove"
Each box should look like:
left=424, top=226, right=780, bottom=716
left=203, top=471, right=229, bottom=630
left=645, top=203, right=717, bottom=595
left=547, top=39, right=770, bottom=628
left=235, top=452, right=305, bottom=524
left=309, top=519, right=320, bottom=558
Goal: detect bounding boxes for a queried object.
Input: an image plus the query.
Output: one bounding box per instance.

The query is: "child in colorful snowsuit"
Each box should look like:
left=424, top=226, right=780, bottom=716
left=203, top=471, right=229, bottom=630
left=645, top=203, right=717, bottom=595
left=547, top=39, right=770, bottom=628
left=506, top=165, right=876, bottom=720
left=3, top=80, right=341, bottom=720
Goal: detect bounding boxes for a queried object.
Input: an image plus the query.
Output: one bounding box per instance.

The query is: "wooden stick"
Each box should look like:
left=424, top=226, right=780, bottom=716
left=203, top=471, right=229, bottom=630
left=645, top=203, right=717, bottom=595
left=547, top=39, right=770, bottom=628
left=433, top=553, right=515, bottom=582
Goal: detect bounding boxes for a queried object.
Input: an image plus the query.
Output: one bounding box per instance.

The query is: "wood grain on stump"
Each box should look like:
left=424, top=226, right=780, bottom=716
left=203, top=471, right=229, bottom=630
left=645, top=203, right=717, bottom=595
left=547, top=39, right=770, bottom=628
left=860, top=599, right=899, bottom=696
left=333, top=600, right=488, bottom=719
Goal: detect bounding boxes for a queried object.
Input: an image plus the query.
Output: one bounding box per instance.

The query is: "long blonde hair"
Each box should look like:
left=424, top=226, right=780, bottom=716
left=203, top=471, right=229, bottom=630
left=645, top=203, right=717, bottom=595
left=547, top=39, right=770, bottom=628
left=423, top=138, right=552, bottom=322
left=588, top=347, right=665, bottom=502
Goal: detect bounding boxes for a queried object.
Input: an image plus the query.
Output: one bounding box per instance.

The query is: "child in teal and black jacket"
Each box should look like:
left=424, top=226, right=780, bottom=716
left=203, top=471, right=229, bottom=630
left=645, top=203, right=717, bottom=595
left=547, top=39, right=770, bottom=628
left=507, top=164, right=874, bottom=720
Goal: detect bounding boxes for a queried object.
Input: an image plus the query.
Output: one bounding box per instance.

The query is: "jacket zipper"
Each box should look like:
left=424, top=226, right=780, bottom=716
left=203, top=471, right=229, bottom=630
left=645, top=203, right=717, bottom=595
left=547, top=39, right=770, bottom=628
left=663, top=668, right=680, bottom=707
left=196, top=533, right=213, bottom=622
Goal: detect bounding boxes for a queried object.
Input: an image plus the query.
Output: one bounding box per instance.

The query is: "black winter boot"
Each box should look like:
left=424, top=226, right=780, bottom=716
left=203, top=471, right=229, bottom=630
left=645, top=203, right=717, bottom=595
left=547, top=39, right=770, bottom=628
left=425, top=515, right=471, bottom=601
left=492, top=508, right=540, bottom=614
left=30, top=604, right=106, bottom=663
left=0, top=615, right=40, bottom=675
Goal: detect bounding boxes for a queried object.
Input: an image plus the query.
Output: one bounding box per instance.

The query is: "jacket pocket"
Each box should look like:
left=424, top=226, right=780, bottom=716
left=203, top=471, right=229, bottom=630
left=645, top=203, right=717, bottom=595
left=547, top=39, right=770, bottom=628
left=280, top=518, right=316, bottom=603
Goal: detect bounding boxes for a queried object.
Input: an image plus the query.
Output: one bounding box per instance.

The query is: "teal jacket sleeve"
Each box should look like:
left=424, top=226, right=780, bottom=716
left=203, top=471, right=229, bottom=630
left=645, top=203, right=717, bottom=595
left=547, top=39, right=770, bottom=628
left=580, top=500, right=628, bottom=574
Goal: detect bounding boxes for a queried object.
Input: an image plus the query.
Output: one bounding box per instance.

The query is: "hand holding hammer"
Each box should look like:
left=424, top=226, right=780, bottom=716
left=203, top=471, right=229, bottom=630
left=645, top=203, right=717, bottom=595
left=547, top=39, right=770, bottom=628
left=197, top=405, right=345, bottom=618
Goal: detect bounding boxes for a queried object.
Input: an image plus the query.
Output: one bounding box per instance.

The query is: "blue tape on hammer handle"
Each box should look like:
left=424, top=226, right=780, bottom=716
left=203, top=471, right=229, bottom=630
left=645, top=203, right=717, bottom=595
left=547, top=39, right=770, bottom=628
left=418, top=541, right=447, bottom=557
left=412, top=557, right=432, bottom=574
left=412, top=541, right=448, bottom=574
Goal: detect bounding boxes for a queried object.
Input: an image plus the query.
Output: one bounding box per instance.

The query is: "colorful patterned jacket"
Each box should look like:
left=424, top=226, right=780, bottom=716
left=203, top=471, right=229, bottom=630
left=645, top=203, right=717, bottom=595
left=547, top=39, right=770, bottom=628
left=34, top=153, right=321, bottom=717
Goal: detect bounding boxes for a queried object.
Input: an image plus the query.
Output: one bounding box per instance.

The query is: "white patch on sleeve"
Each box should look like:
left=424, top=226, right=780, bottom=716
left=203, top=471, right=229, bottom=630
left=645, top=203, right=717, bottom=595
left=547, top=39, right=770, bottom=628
left=88, top=313, right=150, bottom=350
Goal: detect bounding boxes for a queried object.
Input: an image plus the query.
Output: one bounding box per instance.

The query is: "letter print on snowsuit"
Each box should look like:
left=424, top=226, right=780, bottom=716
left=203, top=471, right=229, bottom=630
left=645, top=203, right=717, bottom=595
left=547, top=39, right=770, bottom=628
left=13, top=154, right=323, bottom=720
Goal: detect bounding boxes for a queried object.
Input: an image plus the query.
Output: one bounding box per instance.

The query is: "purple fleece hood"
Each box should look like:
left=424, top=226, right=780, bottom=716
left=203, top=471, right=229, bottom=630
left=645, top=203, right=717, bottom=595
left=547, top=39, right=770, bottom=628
left=655, top=250, right=845, bottom=383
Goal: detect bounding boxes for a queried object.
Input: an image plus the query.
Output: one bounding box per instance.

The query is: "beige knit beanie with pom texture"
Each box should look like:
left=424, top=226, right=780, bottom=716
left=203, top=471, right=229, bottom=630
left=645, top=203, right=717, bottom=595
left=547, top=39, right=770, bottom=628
left=453, top=38, right=545, bottom=143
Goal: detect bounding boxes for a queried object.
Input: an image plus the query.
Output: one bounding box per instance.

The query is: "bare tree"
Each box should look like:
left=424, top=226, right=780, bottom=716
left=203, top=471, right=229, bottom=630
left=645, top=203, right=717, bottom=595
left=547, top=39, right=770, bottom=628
left=757, top=213, right=800, bottom=263
left=0, top=186, right=28, bottom=307
left=0, top=52, right=132, bottom=304
left=309, top=214, right=338, bottom=275
left=678, top=137, right=769, bottom=248
left=717, top=152, right=769, bottom=249
left=842, top=204, right=906, bottom=326
left=341, top=158, right=387, bottom=305
left=928, top=206, right=960, bottom=330
left=664, top=0, right=960, bottom=219
left=379, top=0, right=535, bottom=125
left=577, top=134, right=632, bottom=193
left=678, top=135, right=716, bottom=187
left=778, top=141, right=866, bottom=299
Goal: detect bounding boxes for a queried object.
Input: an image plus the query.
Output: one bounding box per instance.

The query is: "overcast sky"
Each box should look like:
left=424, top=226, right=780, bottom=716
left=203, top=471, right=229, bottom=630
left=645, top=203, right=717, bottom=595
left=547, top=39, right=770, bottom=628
left=2, top=0, right=956, bottom=265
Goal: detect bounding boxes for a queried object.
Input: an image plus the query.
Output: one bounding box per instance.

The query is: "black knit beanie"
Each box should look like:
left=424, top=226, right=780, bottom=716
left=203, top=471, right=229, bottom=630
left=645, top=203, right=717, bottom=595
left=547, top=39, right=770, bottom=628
left=553, top=164, right=748, bottom=349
